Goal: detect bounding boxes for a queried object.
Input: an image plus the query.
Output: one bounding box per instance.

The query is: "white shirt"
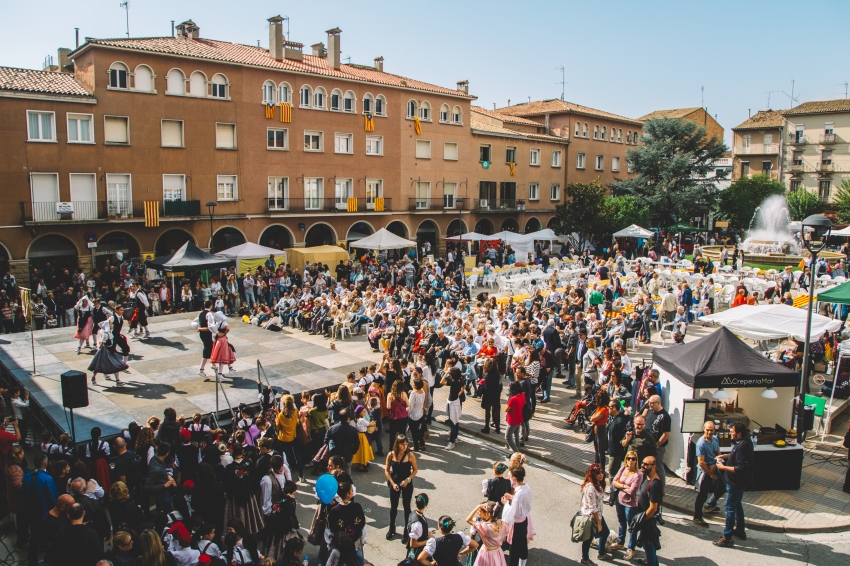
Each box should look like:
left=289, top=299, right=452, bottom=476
left=198, top=540, right=221, bottom=557
left=11, top=397, right=29, bottom=419
left=85, top=440, right=111, bottom=458
left=134, top=291, right=150, bottom=307
left=260, top=470, right=291, bottom=515
left=580, top=483, right=604, bottom=516
left=422, top=531, right=471, bottom=556
left=503, top=483, right=532, bottom=524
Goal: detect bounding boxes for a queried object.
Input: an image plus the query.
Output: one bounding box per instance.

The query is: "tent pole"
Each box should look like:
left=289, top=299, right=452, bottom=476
left=821, top=347, right=842, bottom=442
left=171, top=272, right=175, bottom=308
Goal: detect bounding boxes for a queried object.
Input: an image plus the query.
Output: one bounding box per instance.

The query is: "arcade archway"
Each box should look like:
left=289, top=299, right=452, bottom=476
left=501, top=218, right=520, bottom=233
left=305, top=223, right=337, bottom=247
left=212, top=227, right=246, bottom=253
left=96, top=231, right=141, bottom=270
left=154, top=229, right=195, bottom=257
left=524, top=217, right=541, bottom=234
left=259, top=225, right=294, bottom=250
left=474, top=219, right=494, bottom=235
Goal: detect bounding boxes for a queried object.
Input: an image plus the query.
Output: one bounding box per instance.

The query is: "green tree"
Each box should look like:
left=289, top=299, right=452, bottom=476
left=604, top=195, right=651, bottom=232
left=786, top=189, right=822, bottom=221
left=552, top=180, right=609, bottom=252
left=717, top=174, right=786, bottom=229
left=833, top=179, right=850, bottom=223
left=610, top=118, right=728, bottom=227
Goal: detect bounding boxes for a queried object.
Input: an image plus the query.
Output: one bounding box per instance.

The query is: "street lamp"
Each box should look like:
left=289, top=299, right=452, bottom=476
left=206, top=201, right=217, bottom=253
left=455, top=198, right=465, bottom=237
left=798, top=213, right=832, bottom=442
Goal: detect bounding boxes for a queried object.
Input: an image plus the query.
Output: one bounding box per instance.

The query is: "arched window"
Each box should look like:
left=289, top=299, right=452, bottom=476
left=419, top=101, right=431, bottom=121
left=593, top=125, right=599, bottom=139
left=451, top=105, right=462, bottom=124
left=330, top=89, right=342, bottom=111
left=300, top=85, right=312, bottom=107
left=210, top=74, right=228, bottom=98
left=262, top=80, right=276, bottom=104
left=618, top=129, right=623, bottom=142
left=189, top=71, right=207, bottom=97
left=343, top=91, right=355, bottom=113
left=133, top=64, right=154, bottom=92
left=582, top=123, right=588, bottom=137
left=407, top=100, right=418, bottom=119
left=574, top=121, right=580, bottom=137
left=166, top=68, right=185, bottom=95
left=601, top=126, right=607, bottom=140
left=440, top=104, right=450, bottom=123
left=109, top=62, right=129, bottom=89
left=313, top=87, right=326, bottom=109
left=278, top=82, right=291, bottom=104
left=626, top=131, right=632, bottom=144
left=376, top=95, right=386, bottom=116
left=363, top=93, right=374, bottom=114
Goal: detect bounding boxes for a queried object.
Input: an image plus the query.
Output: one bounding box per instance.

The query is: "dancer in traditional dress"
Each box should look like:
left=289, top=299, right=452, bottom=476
left=465, top=501, right=508, bottom=566
left=260, top=455, right=302, bottom=561
left=90, top=298, right=112, bottom=347
left=105, top=305, right=130, bottom=383
left=129, top=283, right=151, bottom=339
left=74, top=292, right=95, bottom=354
left=85, top=426, right=112, bottom=492
left=89, top=320, right=128, bottom=385
left=197, top=300, right=216, bottom=377
left=210, top=310, right=236, bottom=381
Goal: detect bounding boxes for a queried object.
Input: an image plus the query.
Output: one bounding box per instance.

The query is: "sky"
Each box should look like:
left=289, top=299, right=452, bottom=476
left=3, top=0, right=849, bottom=145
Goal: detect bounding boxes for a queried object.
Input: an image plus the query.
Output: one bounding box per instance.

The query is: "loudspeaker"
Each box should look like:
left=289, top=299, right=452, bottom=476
left=61, top=370, right=89, bottom=409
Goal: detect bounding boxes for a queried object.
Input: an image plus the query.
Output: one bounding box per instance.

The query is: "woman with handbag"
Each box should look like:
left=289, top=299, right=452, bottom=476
left=610, top=450, right=643, bottom=559
left=578, top=463, right=611, bottom=565
left=386, top=380, right=410, bottom=442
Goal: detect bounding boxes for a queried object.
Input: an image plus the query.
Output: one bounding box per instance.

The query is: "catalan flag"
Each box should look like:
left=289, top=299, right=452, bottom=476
left=364, top=112, right=375, bottom=132
left=144, top=201, right=159, bottom=227
left=279, top=102, right=292, bottom=123
left=413, top=116, right=422, bottom=135
left=347, top=197, right=358, bottom=212
left=509, top=162, right=516, bottom=176
left=374, top=197, right=385, bottom=212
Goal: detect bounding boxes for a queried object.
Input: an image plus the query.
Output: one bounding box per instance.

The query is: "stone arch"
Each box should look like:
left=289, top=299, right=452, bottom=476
left=96, top=230, right=142, bottom=270
left=347, top=221, right=376, bottom=258
left=154, top=229, right=196, bottom=257
left=305, top=222, right=337, bottom=247
left=447, top=219, right=467, bottom=237
left=474, top=218, right=494, bottom=235
left=27, top=233, right=80, bottom=275
left=415, top=219, right=439, bottom=250
left=547, top=216, right=558, bottom=229
left=259, top=224, right=295, bottom=250
left=524, top=217, right=542, bottom=234
left=501, top=218, right=520, bottom=233
left=386, top=220, right=410, bottom=239
left=212, top=226, right=247, bottom=253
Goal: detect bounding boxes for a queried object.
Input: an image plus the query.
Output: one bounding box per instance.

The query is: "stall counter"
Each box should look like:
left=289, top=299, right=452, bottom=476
left=718, top=443, right=803, bottom=491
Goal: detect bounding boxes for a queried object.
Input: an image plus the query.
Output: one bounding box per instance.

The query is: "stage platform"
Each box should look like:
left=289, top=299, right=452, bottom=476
left=0, top=314, right=382, bottom=440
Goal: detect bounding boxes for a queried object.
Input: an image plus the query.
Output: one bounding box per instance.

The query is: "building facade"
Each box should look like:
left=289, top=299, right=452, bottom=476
left=730, top=110, right=783, bottom=181
left=638, top=107, right=725, bottom=144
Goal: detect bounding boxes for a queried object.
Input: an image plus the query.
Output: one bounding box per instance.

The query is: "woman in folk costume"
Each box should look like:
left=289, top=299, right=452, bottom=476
left=89, top=320, right=129, bottom=386
left=210, top=311, right=236, bottom=379
left=105, top=305, right=131, bottom=384
left=223, top=443, right=265, bottom=535
left=74, top=292, right=95, bottom=354
left=85, top=426, right=112, bottom=492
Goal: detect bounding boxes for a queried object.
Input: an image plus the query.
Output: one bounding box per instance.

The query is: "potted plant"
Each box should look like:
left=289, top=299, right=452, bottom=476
left=516, top=199, right=526, bottom=211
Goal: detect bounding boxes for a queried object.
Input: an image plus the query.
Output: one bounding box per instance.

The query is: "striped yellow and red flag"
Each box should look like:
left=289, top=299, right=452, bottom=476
left=265, top=103, right=276, bottom=119
left=509, top=162, right=516, bottom=176
left=144, top=201, right=159, bottom=227
left=347, top=197, right=358, bottom=212
left=364, top=113, right=375, bottom=132
left=374, top=197, right=385, bottom=212
left=413, top=116, right=422, bottom=135
left=279, top=102, right=292, bottom=123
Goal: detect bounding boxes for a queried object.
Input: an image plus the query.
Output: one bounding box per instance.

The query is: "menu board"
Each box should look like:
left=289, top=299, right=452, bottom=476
left=681, top=399, right=709, bottom=433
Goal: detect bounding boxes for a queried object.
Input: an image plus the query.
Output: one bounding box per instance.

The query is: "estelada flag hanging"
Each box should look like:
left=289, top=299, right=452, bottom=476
left=413, top=116, right=422, bottom=135
left=279, top=102, right=292, bottom=123
left=265, top=103, right=276, bottom=119
left=364, top=112, right=375, bottom=132
left=144, top=201, right=159, bottom=227
left=509, top=162, right=516, bottom=176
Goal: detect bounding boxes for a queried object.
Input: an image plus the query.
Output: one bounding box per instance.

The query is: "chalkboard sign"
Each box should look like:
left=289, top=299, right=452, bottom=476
left=681, top=399, right=709, bottom=433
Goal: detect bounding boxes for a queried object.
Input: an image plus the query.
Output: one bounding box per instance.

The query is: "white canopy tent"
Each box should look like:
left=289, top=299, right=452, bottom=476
left=350, top=228, right=416, bottom=250
left=526, top=228, right=564, bottom=240
left=217, top=242, right=283, bottom=263
left=830, top=225, right=850, bottom=237
left=701, top=303, right=843, bottom=341
left=613, top=224, right=654, bottom=239
left=446, top=232, right=490, bottom=241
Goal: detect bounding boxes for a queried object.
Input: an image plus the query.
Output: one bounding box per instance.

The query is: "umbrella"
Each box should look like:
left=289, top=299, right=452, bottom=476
left=350, top=228, right=416, bottom=250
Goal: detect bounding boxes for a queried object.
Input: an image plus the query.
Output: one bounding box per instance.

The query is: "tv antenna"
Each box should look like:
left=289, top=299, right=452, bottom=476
left=764, top=90, right=779, bottom=108
left=701, top=85, right=704, bottom=108
left=556, top=66, right=566, bottom=100
left=119, top=1, right=129, bottom=37
left=782, top=79, right=800, bottom=108
left=840, top=82, right=849, bottom=99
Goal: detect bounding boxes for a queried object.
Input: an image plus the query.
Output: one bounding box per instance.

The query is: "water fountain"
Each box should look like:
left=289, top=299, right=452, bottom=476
left=741, top=195, right=800, bottom=256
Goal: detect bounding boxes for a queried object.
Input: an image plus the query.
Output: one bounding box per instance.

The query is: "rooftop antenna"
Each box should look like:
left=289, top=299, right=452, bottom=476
left=782, top=79, right=800, bottom=108
left=556, top=65, right=566, bottom=101
left=701, top=85, right=704, bottom=109
left=840, top=82, right=849, bottom=99
left=764, top=90, right=779, bottom=108
left=257, top=40, right=260, bottom=47
left=75, top=28, right=79, bottom=49
left=493, top=103, right=496, bottom=110
left=282, top=15, right=290, bottom=41
left=528, top=96, right=531, bottom=105
left=119, top=1, right=129, bottom=38
left=344, top=56, right=351, bottom=64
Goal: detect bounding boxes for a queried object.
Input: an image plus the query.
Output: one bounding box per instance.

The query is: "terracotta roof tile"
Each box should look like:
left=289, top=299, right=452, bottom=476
left=470, top=118, right=568, bottom=144
left=76, top=36, right=473, bottom=99
left=496, top=98, right=643, bottom=125
left=470, top=106, right=541, bottom=127
left=0, top=66, right=93, bottom=98
left=782, top=99, right=850, bottom=116
left=638, top=107, right=702, bottom=121
left=732, top=110, right=783, bottom=131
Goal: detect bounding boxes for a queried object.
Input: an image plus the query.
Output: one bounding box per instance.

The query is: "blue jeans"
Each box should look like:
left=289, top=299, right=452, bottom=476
left=244, top=291, right=255, bottom=308
left=615, top=502, right=639, bottom=549
left=353, top=314, right=370, bottom=332
left=581, top=516, right=609, bottom=560
left=723, top=484, right=746, bottom=539
left=644, top=530, right=659, bottom=566
left=542, top=368, right=554, bottom=401
left=448, top=419, right=460, bottom=443
left=269, top=288, right=279, bottom=303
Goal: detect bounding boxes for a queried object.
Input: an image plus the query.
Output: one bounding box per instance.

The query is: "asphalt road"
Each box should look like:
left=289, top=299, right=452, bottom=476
left=291, top=423, right=850, bottom=566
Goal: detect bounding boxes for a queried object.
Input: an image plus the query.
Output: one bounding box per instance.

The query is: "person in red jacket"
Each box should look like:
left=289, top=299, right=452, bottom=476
left=504, top=381, right=526, bottom=453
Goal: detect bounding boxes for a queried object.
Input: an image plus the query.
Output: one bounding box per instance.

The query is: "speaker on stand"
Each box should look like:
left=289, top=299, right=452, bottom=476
left=61, top=370, right=89, bottom=451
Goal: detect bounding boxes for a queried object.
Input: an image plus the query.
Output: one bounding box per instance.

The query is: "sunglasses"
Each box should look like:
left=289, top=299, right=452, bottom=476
left=641, top=463, right=655, bottom=467
left=625, top=457, right=637, bottom=461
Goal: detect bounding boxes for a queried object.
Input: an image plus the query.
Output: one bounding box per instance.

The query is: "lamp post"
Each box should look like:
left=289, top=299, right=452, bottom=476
left=455, top=198, right=465, bottom=237
left=206, top=201, right=217, bottom=253
left=798, top=213, right=832, bottom=442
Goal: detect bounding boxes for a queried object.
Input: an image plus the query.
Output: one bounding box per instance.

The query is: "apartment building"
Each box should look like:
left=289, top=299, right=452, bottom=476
left=497, top=99, right=642, bottom=187
left=781, top=99, right=850, bottom=203
left=0, top=18, right=568, bottom=281
left=730, top=110, right=783, bottom=181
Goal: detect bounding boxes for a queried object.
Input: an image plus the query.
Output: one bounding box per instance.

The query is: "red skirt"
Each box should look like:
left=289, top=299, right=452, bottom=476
left=89, top=457, right=112, bottom=492
left=211, top=336, right=236, bottom=365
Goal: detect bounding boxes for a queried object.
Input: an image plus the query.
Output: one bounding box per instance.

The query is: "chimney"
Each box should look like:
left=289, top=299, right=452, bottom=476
left=748, top=109, right=751, bottom=118
left=326, top=28, right=341, bottom=70
left=311, top=42, right=326, bottom=57
left=75, top=28, right=80, bottom=49
left=57, top=48, right=71, bottom=72
left=284, top=40, right=303, bottom=61
left=175, top=20, right=200, bottom=39
left=268, top=15, right=284, bottom=61
left=374, top=56, right=384, bottom=72
left=456, top=80, right=469, bottom=94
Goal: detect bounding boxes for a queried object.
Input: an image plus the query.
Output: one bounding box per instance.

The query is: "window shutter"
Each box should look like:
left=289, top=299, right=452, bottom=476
left=162, top=121, right=182, bottom=146
left=216, top=124, right=235, bottom=148
left=105, top=117, right=129, bottom=143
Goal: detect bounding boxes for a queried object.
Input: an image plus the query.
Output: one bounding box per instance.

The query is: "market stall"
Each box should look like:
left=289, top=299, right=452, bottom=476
left=701, top=303, right=843, bottom=341
left=147, top=241, right=234, bottom=301
left=217, top=242, right=286, bottom=274
left=653, top=327, right=804, bottom=491
left=284, top=245, right=350, bottom=272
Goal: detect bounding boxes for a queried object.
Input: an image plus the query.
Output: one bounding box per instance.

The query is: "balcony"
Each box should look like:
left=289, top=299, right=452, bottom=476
left=162, top=199, right=201, bottom=217
left=820, top=133, right=837, bottom=144
left=789, top=162, right=806, bottom=174
left=22, top=201, right=103, bottom=222
left=271, top=197, right=392, bottom=213
left=788, top=137, right=808, bottom=145
left=818, top=162, right=834, bottom=173
left=474, top=198, right=518, bottom=212
left=734, top=143, right=780, bottom=155
left=408, top=198, right=457, bottom=211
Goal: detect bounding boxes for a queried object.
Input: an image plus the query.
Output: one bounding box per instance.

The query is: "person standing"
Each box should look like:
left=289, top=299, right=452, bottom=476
left=442, top=367, right=465, bottom=450
left=384, top=434, right=418, bottom=540
left=611, top=450, right=643, bottom=560
left=606, top=400, right=629, bottom=481
left=73, top=292, right=95, bottom=354
left=197, top=300, right=216, bottom=377
left=693, top=421, right=725, bottom=527
left=577, top=463, right=611, bottom=565
left=129, top=283, right=151, bottom=339
left=107, top=305, right=130, bottom=381
left=636, top=456, right=663, bottom=566
left=713, top=421, right=753, bottom=548
left=22, top=454, right=58, bottom=566
left=210, top=311, right=236, bottom=380
left=243, top=270, right=256, bottom=308
left=622, top=415, right=657, bottom=468
left=44, top=503, right=104, bottom=566
left=645, top=395, right=671, bottom=486
left=504, top=382, right=526, bottom=453
left=502, top=466, right=532, bottom=566
left=480, top=358, right=503, bottom=435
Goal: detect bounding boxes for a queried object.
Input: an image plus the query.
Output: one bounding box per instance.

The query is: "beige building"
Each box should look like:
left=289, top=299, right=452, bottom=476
left=638, top=107, right=725, bottom=143
left=730, top=110, right=783, bottom=181
left=781, top=99, right=850, bottom=202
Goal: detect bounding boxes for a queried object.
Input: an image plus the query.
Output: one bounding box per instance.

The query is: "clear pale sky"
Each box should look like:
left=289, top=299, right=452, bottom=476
left=4, top=0, right=849, bottom=144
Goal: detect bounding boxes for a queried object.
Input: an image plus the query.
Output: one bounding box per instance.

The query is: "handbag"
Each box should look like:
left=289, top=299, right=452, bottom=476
left=307, top=504, right=326, bottom=546
left=584, top=427, right=595, bottom=443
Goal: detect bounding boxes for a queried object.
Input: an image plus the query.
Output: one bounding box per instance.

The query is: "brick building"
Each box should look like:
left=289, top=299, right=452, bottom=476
left=730, top=110, right=783, bottom=181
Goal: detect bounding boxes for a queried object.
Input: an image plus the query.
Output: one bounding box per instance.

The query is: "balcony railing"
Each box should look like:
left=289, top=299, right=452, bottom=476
left=408, top=198, right=457, bottom=211
left=162, top=199, right=201, bottom=217
left=735, top=143, right=780, bottom=155
left=271, top=197, right=392, bottom=213
left=22, top=201, right=104, bottom=222
left=789, top=137, right=808, bottom=145
left=820, top=133, right=837, bottom=144
left=474, top=198, right=519, bottom=212
left=819, top=162, right=834, bottom=173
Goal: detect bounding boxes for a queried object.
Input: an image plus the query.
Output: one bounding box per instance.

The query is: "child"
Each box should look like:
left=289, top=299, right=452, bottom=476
left=214, top=296, right=224, bottom=313
left=367, top=396, right=384, bottom=457
left=46, top=313, right=58, bottom=329
left=481, top=462, right=512, bottom=517
left=195, top=524, right=221, bottom=558
left=351, top=405, right=374, bottom=472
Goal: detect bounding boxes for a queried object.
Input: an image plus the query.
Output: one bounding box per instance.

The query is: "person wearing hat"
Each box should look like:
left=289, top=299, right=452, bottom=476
left=166, top=522, right=199, bottom=566
left=172, top=480, right=195, bottom=525
left=351, top=404, right=375, bottom=472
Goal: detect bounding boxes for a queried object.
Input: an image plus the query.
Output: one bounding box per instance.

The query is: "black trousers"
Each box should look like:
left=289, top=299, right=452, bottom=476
left=409, top=415, right=426, bottom=448
left=200, top=331, right=214, bottom=360
left=484, top=402, right=501, bottom=432
left=509, top=518, right=528, bottom=565
left=694, top=473, right=726, bottom=519
left=387, top=480, right=413, bottom=532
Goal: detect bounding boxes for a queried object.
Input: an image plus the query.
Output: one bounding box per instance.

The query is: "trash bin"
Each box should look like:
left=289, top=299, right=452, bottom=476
left=803, top=404, right=816, bottom=431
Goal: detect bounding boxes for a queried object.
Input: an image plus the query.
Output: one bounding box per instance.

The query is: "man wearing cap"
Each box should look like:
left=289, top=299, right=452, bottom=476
left=166, top=522, right=200, bottom=566
left=176, top=428, right=201, bottom=484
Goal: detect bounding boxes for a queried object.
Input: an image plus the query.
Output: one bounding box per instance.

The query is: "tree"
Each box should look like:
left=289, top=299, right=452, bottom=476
left=552, top=180, right=609, bottom=252
left=610, top=117, right=728, bottom=228
left=786, top=189, right=822, bottom=221
left=717, top=174, right=786, bottom=229
left=833, top=179, right=850, bottom=224
left=605, top=195, right=651, bottom=232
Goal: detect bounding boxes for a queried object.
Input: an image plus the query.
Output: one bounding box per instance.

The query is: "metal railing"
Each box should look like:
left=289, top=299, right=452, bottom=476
left=820, top=133, right=837, bottom=144
left=789, top=136, right=808, bottom=145
left=819, top=162, right=834, bottom=173
left=162, top=199, right=201, bottom=217
left=734, top=143, right=779, bottom=155
left=270, top=197, right=391, bottom=213
left=408, top=198, right=456, bottom=211
left=22, top=201, right=103, bottom=222
left=474, top=198, right=518, bottom=212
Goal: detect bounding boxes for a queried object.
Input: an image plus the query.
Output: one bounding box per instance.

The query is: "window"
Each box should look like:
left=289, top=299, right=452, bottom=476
left=741, top=161, right=750, bottom=176
left=627, top=131, right=632, bottom=144
left=366, top=179, right=383, bottom=207
left=278, top=82, right=291, bottom=104
left=601, top=126, right=607, bottom=141
left=440, top=104, right=450, bottom=123
left=742, top=134, right=751, bottom=148
left=792, top=151, right=803, bottom=165
left=529, top=148, right=540, bottom=166
left=419, top=101, right=431, bottom=121
left=763, top=133, right=773, bottom=146
left=480, top=145, right=491, bottom=162
left=334, top=133, right=353, bottom=154
left=575, top=122, right=581, bottom=137
left=595, top=155, right=604, bottom=170
left=304, top=130, right=323, bottom=151
left=109, top=62, right=128, bottom=89
left=267, top=128, right=288, bottom=150
left=162, top=174, right=185, bottom=201
left=825, top=122, right=834, bottom=135
left=528, top=183, right=539, bottom=201
left=443, top=182, right=457, bottom=209
left=617, top=129, right=622, bottom=142
left=444, top=142, right=458, bottom=160
left=762, top=161, right=772, bottom=173
left=189, top=71, right=207, bottom=97
left=334, top=178, right=353, bottom=208
left=795, top=125, right=804, bottom=143
left=552, top=150, right=562, bottom=167
left=415, top=181, right=430, bottom=208
left=268, top=177, right=288, bottom=210
left=104, top=116, right=129, bottom=144
left=790, top=180, right=803, bottom=192
left=133, top=65, right=154, bottom=92
left=416, top=140, right=432, bottom=159
left=506, top=146, right=517, bottom=164
left=375, top=95, right=386, bottom=116
left=161, top=120, right=183, bottom=147
left=593, top=125, right=599, bottom=139
left=330, top=89, right=342, bottom=111
left=216, top=175, right=237, bottom=200
left=313, top=87, right=326, bottom=109
left=344, top=91, right=355, bottom=113
left=27, top=111, right=55, bottom=141
left=822, top=150, right=833, bottom=165
left=819, top=180, right=831, bottom=200
left=576, top=153, right=586, bottom=169
left=215, top=123, right=236, bottom=149
left=67, top=113, right=93, bottom=143
left=263, top=80, right=276, bottom=104
left=30, top=173, right=59, bottom=220
left=612, top=156, right=620, bottom=172
left=366, top=135, right=383, bottom=155
left=407, top=100, right=418, bottom=119
left=166, top=69, right=185, bottom=95
left=582, top=123, right=588, bottom=137
left=363, top=94, right=373, bottom=114
left=304, top=178, right=323, bottom=210
left=451, top=105, right=462, bottom=124
left=106, top=174, right=132, bottom=217
left=550, top=184, right=560, bottom=201
left=300, top=86, right=312, bottom=107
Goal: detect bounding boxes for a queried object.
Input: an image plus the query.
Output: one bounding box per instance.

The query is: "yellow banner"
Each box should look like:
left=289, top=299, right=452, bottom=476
left=279, top=102, right=292, bottom=123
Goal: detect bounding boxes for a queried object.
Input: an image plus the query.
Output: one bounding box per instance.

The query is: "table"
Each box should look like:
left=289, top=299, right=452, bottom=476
left=718, top=443, right=804, bottom=491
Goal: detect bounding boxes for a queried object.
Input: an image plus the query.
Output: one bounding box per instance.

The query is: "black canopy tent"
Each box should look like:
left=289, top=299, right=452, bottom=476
left=147, top=241, right=234, bottom=301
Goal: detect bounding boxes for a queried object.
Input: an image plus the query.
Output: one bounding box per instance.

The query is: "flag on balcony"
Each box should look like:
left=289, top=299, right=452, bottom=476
left=509, top=162, right=516, bottom=176
left=265, top=103, right=276, bottom=119
left=144, top=201, right=159, bottom=227
left=413, top=116, right=422, bottom=135
left=347, top=197, right=358, bottom=212
left=279, top=102, right=292, bottom=123
left=374, top=197, right=385, bottom=212
left=364, top=112, right=374, bottom=132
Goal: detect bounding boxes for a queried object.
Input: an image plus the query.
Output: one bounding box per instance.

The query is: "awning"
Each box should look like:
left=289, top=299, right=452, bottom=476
left=217, top=242, right=283, bottom=263
left=147, top=241, right=234, bottom=272
left=700, top=303, right=843, bottom=341
left=814, top=280, right=850, bottom=305
left=351, top=228, right=417, bottom=250
left=446, top=232, right=489, bottom=241
left=613, top=224, right=654, bottom=239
